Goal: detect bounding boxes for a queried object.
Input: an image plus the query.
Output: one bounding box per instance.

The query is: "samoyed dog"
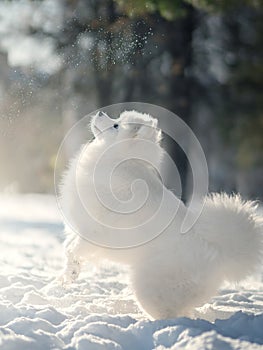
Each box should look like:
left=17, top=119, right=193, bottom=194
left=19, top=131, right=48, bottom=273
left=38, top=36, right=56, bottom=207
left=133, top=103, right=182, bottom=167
left=60, top=110, right=262, bottom=319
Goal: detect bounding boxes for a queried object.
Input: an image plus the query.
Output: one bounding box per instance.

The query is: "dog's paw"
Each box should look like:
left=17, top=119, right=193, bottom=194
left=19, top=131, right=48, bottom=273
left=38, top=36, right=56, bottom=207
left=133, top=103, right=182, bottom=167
left=57, top=259, right=81, bottom=286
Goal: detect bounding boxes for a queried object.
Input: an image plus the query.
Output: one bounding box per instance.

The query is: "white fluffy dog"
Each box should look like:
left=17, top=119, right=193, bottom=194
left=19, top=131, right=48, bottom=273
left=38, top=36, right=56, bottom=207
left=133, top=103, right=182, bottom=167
left=60, top=110, right=262, bottom=319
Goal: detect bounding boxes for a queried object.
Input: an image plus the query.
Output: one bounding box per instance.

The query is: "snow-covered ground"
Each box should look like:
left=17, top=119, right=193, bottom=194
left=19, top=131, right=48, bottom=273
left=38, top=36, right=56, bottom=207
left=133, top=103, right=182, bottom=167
left=0, top=194, right=262, bottom=349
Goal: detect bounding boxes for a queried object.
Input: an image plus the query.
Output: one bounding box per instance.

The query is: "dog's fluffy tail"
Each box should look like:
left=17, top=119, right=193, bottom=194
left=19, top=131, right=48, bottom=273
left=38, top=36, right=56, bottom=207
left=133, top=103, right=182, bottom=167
left=196, top=193, right=263, bottom=282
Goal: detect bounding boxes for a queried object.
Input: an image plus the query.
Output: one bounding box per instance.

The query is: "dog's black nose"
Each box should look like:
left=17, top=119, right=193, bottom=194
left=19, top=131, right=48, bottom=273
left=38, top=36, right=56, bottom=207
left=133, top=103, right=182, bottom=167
left=98, top=111, right=107, bottom=117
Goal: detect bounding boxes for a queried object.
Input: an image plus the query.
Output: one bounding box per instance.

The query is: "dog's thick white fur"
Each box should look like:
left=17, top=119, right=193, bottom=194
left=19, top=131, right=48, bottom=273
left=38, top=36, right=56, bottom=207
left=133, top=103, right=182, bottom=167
left=60, top=110, right=263, bottom=319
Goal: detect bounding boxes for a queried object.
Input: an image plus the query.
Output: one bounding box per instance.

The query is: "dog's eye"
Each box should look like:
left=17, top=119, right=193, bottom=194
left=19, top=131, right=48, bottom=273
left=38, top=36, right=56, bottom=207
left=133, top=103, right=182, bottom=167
left=113, top=123, right=119, bottom=129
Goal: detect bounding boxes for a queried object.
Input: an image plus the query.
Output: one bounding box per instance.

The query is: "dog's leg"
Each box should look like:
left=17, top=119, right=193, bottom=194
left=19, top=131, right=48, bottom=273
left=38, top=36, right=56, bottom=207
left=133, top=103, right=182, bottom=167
left=63, top=253, right=81, bottom=284
left=58, top=234, right=82, bottom=285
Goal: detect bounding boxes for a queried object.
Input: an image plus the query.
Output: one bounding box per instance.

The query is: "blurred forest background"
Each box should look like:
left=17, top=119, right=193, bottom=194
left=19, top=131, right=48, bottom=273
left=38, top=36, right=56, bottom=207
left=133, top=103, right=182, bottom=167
left=0, top=0, right=262, bottom=199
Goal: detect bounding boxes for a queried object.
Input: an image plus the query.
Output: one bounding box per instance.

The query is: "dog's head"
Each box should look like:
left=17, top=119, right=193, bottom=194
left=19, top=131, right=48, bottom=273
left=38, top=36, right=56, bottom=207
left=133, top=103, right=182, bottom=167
left=91, top=110, right=162, bottom=145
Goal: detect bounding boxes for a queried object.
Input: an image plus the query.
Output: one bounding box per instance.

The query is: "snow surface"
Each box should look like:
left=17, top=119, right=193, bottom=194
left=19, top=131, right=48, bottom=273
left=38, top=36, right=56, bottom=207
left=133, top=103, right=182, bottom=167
left=0, top=194, right=262, bottom=349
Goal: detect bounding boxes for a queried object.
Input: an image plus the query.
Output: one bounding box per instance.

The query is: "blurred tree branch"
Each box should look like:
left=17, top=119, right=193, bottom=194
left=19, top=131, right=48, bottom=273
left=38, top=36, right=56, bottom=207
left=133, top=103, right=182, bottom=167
left=114, top=0, right=262, bottom=20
